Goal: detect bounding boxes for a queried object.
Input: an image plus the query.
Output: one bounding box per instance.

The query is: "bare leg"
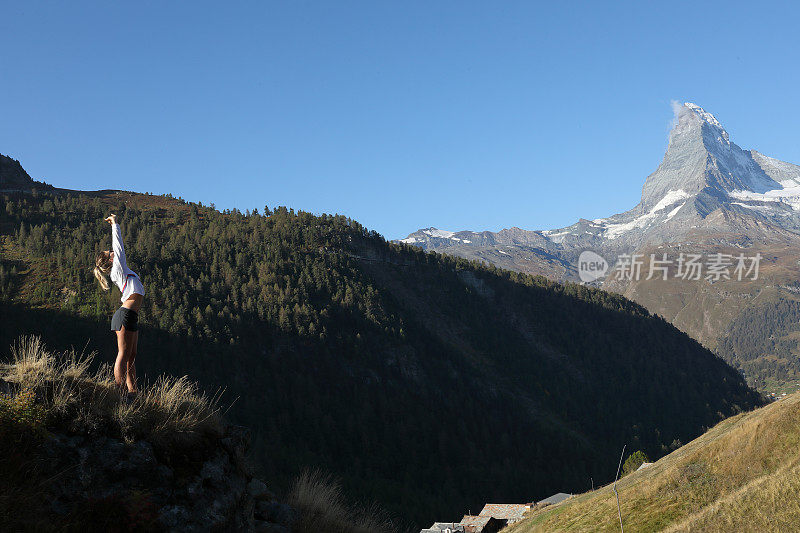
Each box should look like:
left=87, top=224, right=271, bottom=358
left=114, top=328, right=129, bottom=389
left=127, top=331, right=138, bottom=393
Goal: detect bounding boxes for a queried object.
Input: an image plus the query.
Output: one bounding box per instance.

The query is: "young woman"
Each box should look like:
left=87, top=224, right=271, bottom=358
left=93, top=214, right=145, bottom=394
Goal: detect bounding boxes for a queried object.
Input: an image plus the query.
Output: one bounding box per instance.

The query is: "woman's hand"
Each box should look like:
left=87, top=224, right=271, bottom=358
left=104, top=214, right=117, bottom=225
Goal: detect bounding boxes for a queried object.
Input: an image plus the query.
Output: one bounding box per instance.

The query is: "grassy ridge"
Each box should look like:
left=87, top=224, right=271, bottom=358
left=504, top=393, right=800, bottom=532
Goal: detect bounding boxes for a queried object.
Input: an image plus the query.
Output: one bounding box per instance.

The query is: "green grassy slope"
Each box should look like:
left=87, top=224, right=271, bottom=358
left=0, top=185, right=763, bottom=528
left=504, top=392, right=800, bottom=532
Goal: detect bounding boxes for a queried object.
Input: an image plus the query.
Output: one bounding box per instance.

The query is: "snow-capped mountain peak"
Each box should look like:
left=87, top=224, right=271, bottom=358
left=683, top=102, right=727, bottom=138
left=640, top=102, right=780, bottom=211
left=399, top=102, right=800, bottom=275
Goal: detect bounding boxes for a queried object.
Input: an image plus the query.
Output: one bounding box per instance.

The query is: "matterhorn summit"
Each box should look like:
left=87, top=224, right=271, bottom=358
left=640, top=102, right=781, bottom=211
left=400, top=102, right=800, bottom=280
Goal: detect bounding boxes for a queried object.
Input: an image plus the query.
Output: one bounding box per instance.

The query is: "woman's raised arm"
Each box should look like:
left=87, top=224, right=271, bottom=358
left=106, top=214, right=128, bottom=269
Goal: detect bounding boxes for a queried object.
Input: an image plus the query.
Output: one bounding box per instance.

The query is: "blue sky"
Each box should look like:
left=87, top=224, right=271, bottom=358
left=2, top=1, right=799, bottom=239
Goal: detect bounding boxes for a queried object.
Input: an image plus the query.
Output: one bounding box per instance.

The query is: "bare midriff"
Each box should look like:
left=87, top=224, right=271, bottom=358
left=122, top=293, right=143, bottom=312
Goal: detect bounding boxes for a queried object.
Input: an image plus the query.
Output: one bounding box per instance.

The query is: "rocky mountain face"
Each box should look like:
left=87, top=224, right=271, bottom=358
left=401, top=103, right=800, bottom=389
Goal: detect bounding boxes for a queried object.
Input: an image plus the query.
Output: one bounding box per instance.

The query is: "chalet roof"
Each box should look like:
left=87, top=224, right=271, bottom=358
left=460, top=515, right=491, bottom=527
left=460, top=515, right=508, bottom=533
left=536, top=492, right=573, bottom=505
left=478, top=503, right=531, bottom=520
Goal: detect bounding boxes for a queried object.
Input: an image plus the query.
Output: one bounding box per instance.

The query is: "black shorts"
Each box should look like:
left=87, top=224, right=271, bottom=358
left=111, top=307, right=139, bottom=332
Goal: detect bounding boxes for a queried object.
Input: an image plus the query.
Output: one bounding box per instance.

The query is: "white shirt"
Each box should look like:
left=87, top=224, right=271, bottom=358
left=110, top=223, right=145, bottom=303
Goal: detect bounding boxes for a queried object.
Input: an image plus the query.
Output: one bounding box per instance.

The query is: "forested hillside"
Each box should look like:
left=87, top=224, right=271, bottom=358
left=717, top=295, right=800, bottom=390
left=0, top=185, right=763, bottom=527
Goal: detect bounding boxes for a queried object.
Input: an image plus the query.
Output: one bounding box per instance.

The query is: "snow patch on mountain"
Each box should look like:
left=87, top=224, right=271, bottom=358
left=542, top=229, right=572, bottom=244
left=666, top=202, right=686, bottom=221
left=729, top=186, right=800, bottom=211
left=424, top=229, right=455, bottom=238
left=399, top=228, right=470, bottom=244
left=726, top=154, right=800, bottom=211
left=591, top=189, right=690, bottom=240
left=652, top=189, right=692, bottom=212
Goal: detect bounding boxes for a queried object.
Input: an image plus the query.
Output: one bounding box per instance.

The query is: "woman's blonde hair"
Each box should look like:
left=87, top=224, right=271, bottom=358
left=94, top=251, right=112, bottom=291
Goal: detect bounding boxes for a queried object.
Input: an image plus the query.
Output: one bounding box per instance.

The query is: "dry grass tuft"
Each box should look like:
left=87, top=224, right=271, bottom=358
left=1, top=335, right=223, bottom=448
left=7, top=335, right=56, bottom=383
left=289, top=470, right=396, bottom=533
left=115, top=375, right=224, bottom=447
